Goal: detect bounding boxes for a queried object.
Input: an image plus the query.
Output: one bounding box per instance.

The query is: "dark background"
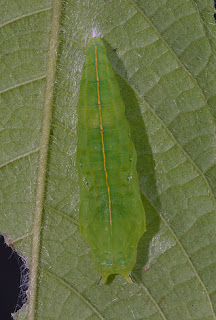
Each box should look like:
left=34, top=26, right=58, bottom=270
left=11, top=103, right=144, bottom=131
left=0, top=235, right=28, bottom=320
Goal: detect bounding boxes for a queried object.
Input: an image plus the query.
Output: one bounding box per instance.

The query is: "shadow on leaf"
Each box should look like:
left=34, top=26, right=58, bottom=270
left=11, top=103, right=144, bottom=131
left=104, top=39, right=161, bottom=282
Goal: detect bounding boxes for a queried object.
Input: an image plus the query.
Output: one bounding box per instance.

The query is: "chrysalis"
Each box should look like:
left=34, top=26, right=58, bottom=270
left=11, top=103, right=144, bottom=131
left=76, top=37, right=146, bottom=283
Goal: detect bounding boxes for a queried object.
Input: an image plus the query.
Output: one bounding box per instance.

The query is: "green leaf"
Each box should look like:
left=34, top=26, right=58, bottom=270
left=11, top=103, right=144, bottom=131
left=1, top=0, right=216, bottom=319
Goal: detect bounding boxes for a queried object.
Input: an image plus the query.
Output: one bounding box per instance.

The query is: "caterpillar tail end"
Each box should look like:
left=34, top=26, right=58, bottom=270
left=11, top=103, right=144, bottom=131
left=123, top=272, right=135, bottom=284
left=97, top=272, right=135, bottom=285
left=97, top=275, right=108, bottom=285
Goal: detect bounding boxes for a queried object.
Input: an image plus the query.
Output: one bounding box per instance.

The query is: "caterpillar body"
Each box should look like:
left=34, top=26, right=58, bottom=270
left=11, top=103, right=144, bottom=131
left=76, top=37, right=146, bottom=283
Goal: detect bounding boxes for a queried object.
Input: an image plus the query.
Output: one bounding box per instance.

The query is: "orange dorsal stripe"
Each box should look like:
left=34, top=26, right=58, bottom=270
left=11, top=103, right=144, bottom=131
left=94, top=43, right=112, bottom=235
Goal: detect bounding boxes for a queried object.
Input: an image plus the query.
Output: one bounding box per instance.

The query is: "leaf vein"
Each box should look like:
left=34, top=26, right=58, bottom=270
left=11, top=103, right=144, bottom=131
left=111, top=66, right=216, bottom=318
left=115, top=66, right=216, bottom=212
left=45, top=270, right=105, bottom=320
left=0, top=7, right=52, bottom=29
left=0, top=75, right=46, bottom=95
left=0, top=148, right=39, bottom=169
left=44, top=205, right=79, bottom=226
left=128, top=0, right=216, bottom=124
left=140, top=191, right=216, bottom=319
left=132, top=274, right=168, bottom=320
left=8, top=232, right=32, bottom=245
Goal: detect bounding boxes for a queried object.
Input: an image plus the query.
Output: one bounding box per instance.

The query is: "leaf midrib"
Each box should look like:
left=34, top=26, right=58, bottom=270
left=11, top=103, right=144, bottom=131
left=28, top=1, right=62, bottom=319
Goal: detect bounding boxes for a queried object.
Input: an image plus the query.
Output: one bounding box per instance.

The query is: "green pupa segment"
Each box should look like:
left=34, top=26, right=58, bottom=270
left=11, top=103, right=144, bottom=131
left=76, top=37, right=146, bottom=283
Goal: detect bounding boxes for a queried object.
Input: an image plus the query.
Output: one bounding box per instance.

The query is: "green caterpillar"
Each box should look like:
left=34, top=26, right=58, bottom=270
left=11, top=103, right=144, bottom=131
left=76, top=37, right=146, bottom=283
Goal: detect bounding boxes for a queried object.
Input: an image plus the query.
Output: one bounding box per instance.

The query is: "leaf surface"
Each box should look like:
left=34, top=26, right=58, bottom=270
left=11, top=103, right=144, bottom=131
left=1, top=0, right=216, bottom=319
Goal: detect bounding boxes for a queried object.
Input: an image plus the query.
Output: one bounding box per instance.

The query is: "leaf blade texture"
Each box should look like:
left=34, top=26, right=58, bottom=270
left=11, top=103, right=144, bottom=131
left=1, top=0, right=216, bottom=319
